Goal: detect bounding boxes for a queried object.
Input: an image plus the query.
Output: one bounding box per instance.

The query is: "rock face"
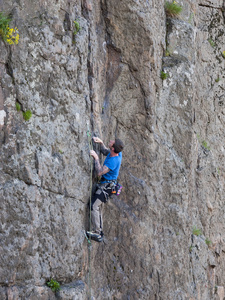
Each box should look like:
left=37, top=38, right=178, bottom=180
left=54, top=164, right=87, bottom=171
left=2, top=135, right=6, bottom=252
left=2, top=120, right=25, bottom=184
left=0, top=0, right=225, bottom=299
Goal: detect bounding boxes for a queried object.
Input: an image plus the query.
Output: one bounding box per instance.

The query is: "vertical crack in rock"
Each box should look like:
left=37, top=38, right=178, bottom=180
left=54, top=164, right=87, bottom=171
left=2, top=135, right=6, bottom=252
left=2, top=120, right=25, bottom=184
left=99, top=0, right=123, bottom=136
left=81, top=1, right=94, bottom=130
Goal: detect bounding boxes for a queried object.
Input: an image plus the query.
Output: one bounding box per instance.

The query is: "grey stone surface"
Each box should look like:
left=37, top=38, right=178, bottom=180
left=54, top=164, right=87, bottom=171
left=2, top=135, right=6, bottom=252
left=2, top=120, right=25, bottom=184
left=0, top=0, right=225, bottom=299
left=56, top=280, right=86, bottom=299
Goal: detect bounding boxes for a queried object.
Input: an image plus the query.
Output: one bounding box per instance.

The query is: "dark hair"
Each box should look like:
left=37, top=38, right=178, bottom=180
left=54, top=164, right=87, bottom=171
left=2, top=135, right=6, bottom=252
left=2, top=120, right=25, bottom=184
left=113, top=139, right=124, bottom=153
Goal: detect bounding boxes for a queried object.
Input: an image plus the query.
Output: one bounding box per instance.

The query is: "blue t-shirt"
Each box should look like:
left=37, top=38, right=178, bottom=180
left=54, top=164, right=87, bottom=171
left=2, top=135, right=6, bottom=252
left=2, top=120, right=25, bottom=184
left=102, top=152, right=122, bottom=181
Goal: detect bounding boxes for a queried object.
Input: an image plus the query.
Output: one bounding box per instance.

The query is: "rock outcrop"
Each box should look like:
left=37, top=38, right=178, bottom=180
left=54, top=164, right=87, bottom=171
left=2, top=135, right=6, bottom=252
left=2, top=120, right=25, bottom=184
left=0, top=0, right=225, bottom=299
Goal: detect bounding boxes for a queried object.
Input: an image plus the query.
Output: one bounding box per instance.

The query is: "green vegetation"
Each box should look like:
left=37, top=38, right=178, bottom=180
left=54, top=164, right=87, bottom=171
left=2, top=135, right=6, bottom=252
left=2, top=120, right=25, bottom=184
left=73, top=20, right=80, bottom=35
left=0, top=12, right=11, bottom=37
left=165, top=1, right=182, bottom=17
left=205, top=238, right=212, bottom=246
left=222, top=51, right=225, bottom=58
left=23, top=110, right=32, bottom=121
left=202, top=140, right=210, bottom=151
left=189, top=245, right=193, bottom=252
left=16, top=102, right=21, bottom=111
left=0, top=12, right=19, bottom=44
left=165, top=49, right=170, bottom=57
left=208, top=39, right=215, bottom=48
left=215, top=76, right=220, bottom=82
left=161, top=71, right=169, bottom=80
left=47, top=279, right=61, bottom=292
left=196, top=134, right=210, bottom=151
left=188, top=13, right=194, bottom=24
left=192, top=226, right=202, bottom=236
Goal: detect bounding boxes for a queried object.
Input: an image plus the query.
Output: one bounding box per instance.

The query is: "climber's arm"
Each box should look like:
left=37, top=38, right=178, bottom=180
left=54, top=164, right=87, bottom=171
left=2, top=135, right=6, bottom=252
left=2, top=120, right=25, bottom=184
left=90, top=150, right=110, bottom=176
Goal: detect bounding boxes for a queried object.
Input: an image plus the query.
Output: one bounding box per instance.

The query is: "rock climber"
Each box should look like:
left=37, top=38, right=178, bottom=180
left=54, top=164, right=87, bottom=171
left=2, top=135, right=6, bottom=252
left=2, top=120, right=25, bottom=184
left=86, top=137, right=124, bottom=242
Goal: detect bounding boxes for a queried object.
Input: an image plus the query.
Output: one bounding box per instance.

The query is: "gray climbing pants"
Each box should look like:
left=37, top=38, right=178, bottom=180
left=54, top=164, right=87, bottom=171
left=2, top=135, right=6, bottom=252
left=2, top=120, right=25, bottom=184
left=90, top=182, right=114, bottom=234
left=91, top=198, right=103, bottom=234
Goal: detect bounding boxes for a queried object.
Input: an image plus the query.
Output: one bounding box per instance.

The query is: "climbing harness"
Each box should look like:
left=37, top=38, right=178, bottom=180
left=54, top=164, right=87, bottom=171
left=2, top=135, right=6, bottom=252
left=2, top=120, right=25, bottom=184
left=98, top=178, right=123, bottom=197
left=86, top=129, right=93, bottom=300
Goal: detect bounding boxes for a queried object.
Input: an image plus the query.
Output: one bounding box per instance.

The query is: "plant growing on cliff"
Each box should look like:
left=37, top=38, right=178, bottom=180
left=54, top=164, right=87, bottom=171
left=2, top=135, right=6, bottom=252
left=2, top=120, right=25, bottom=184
left=73, top=20, right=80, bottom=35
left=165, top=1, right=182, bottom=17
left=208, top=39, right=215, bottom=48
left=47, top=279, right=61, bottom=292
left=23, top=110, right=32, bottom=121
left=202, top=140, right=210, bottom=151
left=205, top=238, right=212, bottom=246
left=0, top=12, right=19, bottom=45
left=192, top=226, right=202, bottom=236
left=0, top=12, right=11, bottom=37
left=165, top=49, right=170, bottom=56
left=161, top=71, right=169, bottom=80
left=188, top=13, right=194, bottom=24
left=16, top=102, right=21, bottom=111
left=222, top=51, right=225, bottom=58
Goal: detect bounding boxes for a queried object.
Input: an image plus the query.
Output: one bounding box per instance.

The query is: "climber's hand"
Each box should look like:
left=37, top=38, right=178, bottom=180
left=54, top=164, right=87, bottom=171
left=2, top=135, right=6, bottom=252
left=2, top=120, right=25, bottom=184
left=90, top=150, right=99, bottom=160
left=93, top=137, right=103, bottom=144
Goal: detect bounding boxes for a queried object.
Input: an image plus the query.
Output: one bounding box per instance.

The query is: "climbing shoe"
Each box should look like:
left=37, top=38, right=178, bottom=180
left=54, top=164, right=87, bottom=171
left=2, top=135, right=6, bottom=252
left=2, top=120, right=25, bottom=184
left=86, top=231, right=103, bottom=242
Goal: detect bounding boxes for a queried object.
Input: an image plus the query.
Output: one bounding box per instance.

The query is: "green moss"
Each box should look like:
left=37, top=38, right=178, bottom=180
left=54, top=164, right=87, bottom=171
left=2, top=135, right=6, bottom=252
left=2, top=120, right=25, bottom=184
left=0, top=12, right=11, bottom=40
left=73, top=20, right=80, bottom=35
left=217, top=167, right=220, bottom=175
left=208, top=39, right=215, bottom=48
left=196, top=133, right=201, bottom=141
left=161, top=71, right=169, bottom=80
left=202, top=140, right=210, bottom=151
left=192, top=226, right=202, bottom=236
left=205, top=238, right=212, bottom=246
left=165, top=1, right=182, bottom=17
left=165, top=49, right=170, bottom=56
left=47, top=279, right=60, bottom=292
left=16, top=102, right=21, bottom=111
left=23, top=110, right=32, bottom=121
left=215, top=76, right=220, bottom=82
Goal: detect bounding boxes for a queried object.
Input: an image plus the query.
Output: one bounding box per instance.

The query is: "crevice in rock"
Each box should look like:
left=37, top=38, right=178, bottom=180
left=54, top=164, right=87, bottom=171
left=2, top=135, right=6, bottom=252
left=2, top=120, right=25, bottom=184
left=121, top=60, right=146, bottom=97
left=63, top=11, right=71, bottom=32
left=5, top=47, right=14, bottom=83
left=2, top=169, right=84, bottom=201
left=81, top=1, right=94, bottom=131
left=100, top=0, right=123, bottom=126
left=198, top=3, right=224, bottom=10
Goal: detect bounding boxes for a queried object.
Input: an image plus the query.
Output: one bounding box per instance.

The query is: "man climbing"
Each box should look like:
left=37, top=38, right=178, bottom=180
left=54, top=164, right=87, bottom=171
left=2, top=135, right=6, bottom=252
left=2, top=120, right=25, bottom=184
left=86, top=137, right=124, bottom=242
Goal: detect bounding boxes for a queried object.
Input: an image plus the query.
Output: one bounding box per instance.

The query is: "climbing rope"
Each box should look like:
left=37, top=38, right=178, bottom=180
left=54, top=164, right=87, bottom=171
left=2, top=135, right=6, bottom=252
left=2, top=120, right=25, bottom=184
left=87, top=129, right=93, bottom=300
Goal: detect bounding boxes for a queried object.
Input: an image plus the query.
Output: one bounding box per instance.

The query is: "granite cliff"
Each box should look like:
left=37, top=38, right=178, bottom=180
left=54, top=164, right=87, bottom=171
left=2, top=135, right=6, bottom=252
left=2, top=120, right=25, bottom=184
left=0, top=0, right=225, bottom=299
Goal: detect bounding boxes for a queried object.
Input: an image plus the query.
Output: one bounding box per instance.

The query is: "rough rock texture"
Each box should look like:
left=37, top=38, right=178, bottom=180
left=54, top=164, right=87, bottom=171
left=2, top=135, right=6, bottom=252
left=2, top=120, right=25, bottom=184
left=0, top=0, right=225, bottom=299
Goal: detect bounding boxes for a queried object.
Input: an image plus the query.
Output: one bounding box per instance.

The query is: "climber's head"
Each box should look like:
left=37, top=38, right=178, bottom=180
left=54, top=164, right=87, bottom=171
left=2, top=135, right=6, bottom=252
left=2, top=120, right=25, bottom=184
left=110, top=139, right=124, bottom=153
